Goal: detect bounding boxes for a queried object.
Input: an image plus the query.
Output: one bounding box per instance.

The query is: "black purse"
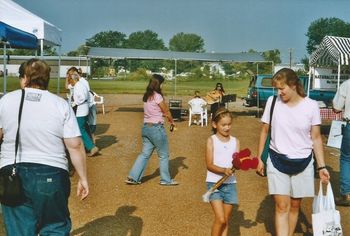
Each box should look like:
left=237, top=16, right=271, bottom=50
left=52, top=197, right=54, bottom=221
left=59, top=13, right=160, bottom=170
left=0, top=89, right=25, bottom=206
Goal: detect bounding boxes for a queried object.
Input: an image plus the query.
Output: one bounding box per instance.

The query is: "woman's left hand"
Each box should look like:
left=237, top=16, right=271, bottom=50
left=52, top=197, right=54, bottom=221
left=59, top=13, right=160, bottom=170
left=319, top=168, right=330, bottom=184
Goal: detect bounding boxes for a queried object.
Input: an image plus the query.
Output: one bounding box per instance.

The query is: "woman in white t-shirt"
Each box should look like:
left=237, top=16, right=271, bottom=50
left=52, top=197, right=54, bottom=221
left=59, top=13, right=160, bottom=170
left=0, top=59, right=89, bottom=235
left=125, top=74, right=178, bottom=186
left=256, top=68, right=330, bottom=235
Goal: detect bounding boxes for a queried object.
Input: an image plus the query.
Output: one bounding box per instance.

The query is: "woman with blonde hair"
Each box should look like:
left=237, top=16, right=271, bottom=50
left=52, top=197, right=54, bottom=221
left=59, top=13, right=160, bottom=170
left=256, top=68, right=330, bottom=236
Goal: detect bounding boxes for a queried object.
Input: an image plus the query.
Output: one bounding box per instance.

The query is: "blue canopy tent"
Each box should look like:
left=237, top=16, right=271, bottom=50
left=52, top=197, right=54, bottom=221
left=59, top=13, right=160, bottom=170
left=0, top=21, right=37, bottom=93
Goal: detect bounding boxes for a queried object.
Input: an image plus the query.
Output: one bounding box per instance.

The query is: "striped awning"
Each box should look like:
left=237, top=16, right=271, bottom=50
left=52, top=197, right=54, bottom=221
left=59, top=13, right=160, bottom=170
left=309, top=36, right=350, bottom=66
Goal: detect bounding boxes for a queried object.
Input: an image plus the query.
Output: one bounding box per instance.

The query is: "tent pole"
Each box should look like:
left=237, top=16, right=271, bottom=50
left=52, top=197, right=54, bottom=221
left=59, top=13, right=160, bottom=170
left=40, top=39, right=44, bottom=58
left=3, top=44, right=7, bottom=94
left=174, top=59, right=177, bottom=98
left=337, top=59, right=341, bottom=89
left=57, top=46, right=61, bottom=95
left=307, top=65, right=311, bottom=97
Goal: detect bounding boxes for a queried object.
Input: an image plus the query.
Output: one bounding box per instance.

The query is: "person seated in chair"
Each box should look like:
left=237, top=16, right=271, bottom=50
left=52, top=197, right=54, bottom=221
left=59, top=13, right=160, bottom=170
left=188, top=91, right=207, bottom=125
left=204, top=83, right=225, bottom=117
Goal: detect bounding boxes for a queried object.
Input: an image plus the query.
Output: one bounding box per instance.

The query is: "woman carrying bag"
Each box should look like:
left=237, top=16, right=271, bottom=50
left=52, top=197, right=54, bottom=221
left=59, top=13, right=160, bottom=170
left=256, top=68, right=330, bottom=236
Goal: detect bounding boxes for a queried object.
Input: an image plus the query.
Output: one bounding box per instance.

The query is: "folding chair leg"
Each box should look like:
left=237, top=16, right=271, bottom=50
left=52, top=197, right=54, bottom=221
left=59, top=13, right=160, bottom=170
left=102, top=104, right=105, bottom=115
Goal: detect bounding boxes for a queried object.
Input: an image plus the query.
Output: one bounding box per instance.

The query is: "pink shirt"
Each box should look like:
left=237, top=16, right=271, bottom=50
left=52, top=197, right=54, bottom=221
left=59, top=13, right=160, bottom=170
left=262, top=96, right=321, bottom=159
left=144, top=92, right=164, bottom=124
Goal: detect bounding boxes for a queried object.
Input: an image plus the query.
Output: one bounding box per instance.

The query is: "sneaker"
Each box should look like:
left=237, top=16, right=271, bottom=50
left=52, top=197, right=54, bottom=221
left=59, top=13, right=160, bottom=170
left=88, top=146, right=99, bottom=157
left=335, top=194, right=350, bottom=206
left=159, top=179, right=179, bottom=186
left=125, top=177, right=141, bottom=185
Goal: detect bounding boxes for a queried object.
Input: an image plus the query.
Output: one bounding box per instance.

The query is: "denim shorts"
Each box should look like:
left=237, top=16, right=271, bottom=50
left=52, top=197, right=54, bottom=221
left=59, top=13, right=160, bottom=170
left=206, top=182, right=238, bottom=205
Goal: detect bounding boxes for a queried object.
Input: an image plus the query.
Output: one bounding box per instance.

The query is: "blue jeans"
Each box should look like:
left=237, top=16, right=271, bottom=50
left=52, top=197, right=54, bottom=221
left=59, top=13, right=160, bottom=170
left=1, top=163, right=71, bottom=236
left=77, top=116, right=94, bottom=151
left=128, top=124, right=172, bottom=183
left=340, top=123, right=350, bottom=195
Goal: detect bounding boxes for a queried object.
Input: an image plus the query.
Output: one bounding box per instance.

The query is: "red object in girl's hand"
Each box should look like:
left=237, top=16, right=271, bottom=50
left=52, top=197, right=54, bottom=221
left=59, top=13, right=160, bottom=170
left=232, top=148, right=258, bottom=170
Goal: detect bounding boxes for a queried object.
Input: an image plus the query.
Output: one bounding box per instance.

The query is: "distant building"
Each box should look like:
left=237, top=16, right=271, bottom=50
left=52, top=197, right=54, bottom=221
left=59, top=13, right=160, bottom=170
left=274, top=63, right=306, bottom=73
left=0, top=55, right=90, bottom=78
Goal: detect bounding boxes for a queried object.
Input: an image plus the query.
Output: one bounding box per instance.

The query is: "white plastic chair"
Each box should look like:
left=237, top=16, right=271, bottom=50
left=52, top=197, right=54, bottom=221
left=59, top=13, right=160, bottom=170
left=188, top=105, right=208, bottom=127
left=94, top=96, right=105, bottom=115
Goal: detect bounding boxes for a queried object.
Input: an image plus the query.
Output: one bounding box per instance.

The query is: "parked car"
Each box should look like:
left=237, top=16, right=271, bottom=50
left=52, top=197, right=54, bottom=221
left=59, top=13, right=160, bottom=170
left=243, top=74, right=336, bottom=108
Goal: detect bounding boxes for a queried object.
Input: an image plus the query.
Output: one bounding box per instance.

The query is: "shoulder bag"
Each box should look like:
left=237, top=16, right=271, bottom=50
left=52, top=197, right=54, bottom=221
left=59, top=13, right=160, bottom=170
left=0, top=89, right=25, bottom=206
left=260, top=95, right=277, bottom=176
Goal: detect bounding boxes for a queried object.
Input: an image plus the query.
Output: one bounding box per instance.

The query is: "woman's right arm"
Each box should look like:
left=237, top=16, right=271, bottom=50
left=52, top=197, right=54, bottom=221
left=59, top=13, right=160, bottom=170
left=256, top=123, right=269, bottom=176
left=64, top=137, right=89, bottom=200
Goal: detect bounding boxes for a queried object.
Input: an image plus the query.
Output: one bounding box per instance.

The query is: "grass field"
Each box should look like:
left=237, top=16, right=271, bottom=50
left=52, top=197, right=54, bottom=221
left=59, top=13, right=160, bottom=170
left=0, top=77, right=250, bottom=98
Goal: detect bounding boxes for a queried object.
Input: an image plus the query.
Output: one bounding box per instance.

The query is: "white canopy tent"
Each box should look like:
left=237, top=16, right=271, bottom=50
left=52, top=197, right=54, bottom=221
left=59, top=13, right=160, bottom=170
left=0, top=0, right=63, bottom=94
left=0, top=0, right=62, bottom=50
left=308, top=35, right=350, bottom=94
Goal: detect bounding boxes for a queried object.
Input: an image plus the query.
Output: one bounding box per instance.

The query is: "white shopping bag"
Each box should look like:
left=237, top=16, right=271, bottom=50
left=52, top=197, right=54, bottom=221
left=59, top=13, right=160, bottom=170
left=312, top=181, right=343, bottom=236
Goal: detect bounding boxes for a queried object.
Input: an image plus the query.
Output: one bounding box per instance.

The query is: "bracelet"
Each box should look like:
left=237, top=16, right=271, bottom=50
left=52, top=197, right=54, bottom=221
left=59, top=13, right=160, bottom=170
left=317, top=166, right=327, bottom=171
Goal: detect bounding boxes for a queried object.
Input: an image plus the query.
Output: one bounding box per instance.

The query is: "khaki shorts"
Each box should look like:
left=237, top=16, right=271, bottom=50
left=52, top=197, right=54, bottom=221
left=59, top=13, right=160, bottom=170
left=266, top=155, right=315, bottom=198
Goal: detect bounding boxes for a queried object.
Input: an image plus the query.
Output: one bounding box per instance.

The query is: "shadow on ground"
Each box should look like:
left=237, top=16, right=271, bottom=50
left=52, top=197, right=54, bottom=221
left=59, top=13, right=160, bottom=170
left=95, top=135, right=118, bottom=150
left=70, top=205, right=143, bottom=236
left=141, top=156, right=188, bottom=183
left=95, top=124, right=111, bottom=135
left=229, top=205, right=257, bottom=235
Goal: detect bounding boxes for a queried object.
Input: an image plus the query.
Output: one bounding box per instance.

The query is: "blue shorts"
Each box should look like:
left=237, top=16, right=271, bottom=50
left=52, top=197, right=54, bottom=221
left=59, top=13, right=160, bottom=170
left=206, top=182, right=238, bottom=205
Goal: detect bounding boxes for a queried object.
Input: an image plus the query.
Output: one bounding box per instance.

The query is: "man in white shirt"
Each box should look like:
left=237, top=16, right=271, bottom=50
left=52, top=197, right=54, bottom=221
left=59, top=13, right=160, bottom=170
left=333, top=79, right=350, bottom=206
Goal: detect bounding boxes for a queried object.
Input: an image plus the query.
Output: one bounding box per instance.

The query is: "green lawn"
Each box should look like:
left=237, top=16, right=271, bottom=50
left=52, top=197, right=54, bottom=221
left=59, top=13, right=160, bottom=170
left=0, top=77, right=250, bottom=98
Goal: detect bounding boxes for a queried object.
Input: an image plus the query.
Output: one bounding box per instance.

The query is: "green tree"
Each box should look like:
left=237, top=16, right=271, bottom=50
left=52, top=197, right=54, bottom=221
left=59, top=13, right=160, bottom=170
left=262, top=49, right=281, bottom=64
left=124, top=30, right=166, bottom=71
left=168, top=32, right=205, bottom=74
left=86, top=30, right=126, bottom=48
left=124, top=30, right=166, bottom=50
left=169, top=32, right=205, bottom=52
left=67, top=44, right=89, bottom=56
left=306, top=17, right=350, bottom=54
left=85, top=31, right=127, bottom=75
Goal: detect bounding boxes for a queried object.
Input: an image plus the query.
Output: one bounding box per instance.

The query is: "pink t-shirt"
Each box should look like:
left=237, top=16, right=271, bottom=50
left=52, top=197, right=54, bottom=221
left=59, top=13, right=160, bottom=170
left=144, top=92, right=164, bottom=124
left=261, top=96, right=321, bottom=159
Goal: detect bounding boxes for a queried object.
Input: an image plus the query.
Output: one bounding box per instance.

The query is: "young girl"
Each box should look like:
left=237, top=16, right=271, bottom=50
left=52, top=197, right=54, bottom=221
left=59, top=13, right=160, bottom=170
left=206, top=107, right=240, bottom=236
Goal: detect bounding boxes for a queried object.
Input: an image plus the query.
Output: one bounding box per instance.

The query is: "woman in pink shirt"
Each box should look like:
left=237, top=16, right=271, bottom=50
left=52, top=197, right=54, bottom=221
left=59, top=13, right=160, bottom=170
left=125, top=74, right=178, bottom=186
left=256, top=68, right=330, bottom=235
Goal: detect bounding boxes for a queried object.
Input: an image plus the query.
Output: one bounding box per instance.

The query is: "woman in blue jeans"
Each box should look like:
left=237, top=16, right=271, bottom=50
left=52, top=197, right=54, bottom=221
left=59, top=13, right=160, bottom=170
left=0, top=59, right=89, bottom=235
left=125, top=74, right=179, bottom=186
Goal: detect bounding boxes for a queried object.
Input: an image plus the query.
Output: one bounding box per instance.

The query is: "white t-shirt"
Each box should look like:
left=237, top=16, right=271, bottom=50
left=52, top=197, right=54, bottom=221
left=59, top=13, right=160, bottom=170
left=79, top=77, right=94, bottom=107
left=188, top=97, right=207, bottom=113
left=261, top=96, right=321, bottom=159
left=73, top=80, right=89, bottom=117
left=333, top=79, right=350, bottom=120
left=0, top=88, right=81, bottom=170
left=206, top=135, right=237, bottom=184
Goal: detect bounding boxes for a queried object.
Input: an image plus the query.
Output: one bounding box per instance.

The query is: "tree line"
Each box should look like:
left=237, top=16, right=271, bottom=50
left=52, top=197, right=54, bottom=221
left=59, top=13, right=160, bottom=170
left=3, top=17, right=350, bottom=77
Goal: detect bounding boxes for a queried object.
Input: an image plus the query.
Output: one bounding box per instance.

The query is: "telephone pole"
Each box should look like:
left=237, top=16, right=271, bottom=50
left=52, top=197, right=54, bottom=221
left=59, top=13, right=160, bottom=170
left=289, top=48, right=292, bottom=68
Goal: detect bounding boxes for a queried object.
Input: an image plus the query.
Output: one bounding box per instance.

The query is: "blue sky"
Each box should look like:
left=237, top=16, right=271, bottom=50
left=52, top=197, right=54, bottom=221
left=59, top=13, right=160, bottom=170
left=15, top=0, right=350, bottom=63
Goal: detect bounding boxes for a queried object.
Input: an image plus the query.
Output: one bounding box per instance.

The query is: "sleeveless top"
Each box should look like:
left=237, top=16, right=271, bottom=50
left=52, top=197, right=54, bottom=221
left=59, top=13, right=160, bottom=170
left=206, top=135, right=237, bottom=183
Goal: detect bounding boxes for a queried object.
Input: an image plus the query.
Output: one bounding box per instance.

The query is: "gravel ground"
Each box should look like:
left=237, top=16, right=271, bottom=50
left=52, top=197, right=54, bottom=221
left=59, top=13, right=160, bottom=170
left=0, top=95, right=348, bottom=236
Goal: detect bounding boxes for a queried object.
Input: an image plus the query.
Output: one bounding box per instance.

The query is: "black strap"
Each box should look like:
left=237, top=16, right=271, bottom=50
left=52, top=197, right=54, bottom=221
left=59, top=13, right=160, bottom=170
left=268, top=95, right=277, bottom=138
left=14, top=89, right=25, bottom=167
